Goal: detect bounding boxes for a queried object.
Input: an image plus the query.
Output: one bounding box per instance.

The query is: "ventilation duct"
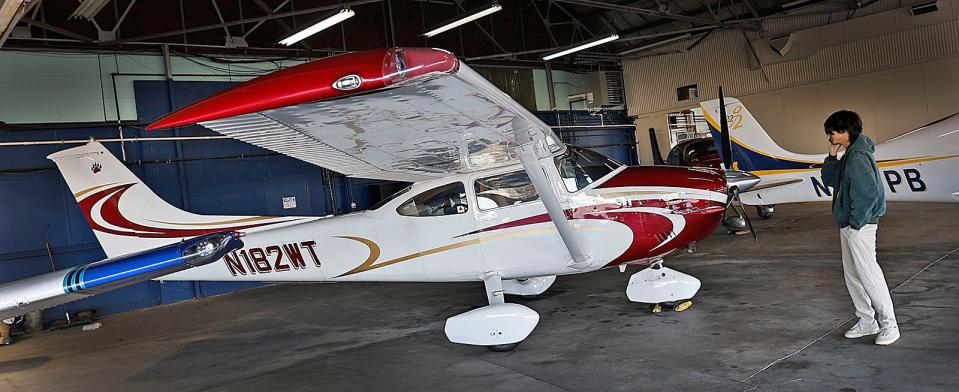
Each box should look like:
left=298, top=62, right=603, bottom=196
left=910, top=1, right=938, bottom=16
left=769, top=34, right=796, bottom=56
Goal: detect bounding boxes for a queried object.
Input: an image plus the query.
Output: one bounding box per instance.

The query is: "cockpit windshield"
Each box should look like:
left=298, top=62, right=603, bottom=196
left=553, top=145, right=623, bottom=192
left=369, top=185, right=411, bottom=210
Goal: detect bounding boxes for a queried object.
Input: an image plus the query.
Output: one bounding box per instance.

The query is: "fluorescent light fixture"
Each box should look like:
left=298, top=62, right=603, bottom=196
left=279, top=8, right=355, bottom=46
left=618, top=33, right=693, bottom=56
left=70, top=0, right=110, bottom=21
left=542, top=34, right=620, bottom=61
left=423, top=2, right=502, bottom=38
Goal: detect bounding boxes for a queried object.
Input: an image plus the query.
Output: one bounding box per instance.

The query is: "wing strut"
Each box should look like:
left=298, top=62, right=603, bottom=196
left=513, top=132, right=592, bottom=271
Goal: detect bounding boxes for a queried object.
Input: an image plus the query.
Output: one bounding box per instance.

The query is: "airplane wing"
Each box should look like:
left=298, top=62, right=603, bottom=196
left=746, top=178, right=804, bottom=193
left=150, top=47, right=589, bottom=269
left=147, top=48, right=563, bottom=182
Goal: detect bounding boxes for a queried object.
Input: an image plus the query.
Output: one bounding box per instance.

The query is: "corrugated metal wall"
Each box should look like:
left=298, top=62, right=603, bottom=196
left=624, top=0, right=959, bottom=116
left=624, top=0, right=959, bottom=163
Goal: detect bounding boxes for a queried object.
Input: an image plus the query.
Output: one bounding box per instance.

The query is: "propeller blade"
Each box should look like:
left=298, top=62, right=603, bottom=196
left=648, top=127, right=666, bottom=165
left=733, top=187, right=758, bottom=242
left=718, top=86, right=732, bottom=171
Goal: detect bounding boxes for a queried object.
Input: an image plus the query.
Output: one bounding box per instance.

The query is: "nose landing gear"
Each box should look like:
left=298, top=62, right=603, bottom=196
left=626, top=261, right=701, bottom=314
left=651, top=299, right=693, bottom=314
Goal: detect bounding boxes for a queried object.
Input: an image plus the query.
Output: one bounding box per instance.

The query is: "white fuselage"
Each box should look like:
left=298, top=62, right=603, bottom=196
left=158, top=160, right=727, bottom=283
left=741, top=119, right=959, bottom=205
left=163, top=163, right=632, bottom=282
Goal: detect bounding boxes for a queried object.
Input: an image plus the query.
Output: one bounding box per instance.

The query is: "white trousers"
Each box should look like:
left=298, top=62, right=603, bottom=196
left=840, top=224, right=897, bottom=328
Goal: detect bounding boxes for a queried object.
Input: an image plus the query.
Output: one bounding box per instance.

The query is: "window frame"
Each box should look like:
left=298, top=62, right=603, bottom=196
left=395, top=181, right=470, bottom=218
left=553, top=145, right=625, bottom=194
left=471, top=167, right=545, bottom=212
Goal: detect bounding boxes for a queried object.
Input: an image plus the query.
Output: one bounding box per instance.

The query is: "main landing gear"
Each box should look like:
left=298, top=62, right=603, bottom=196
left=444, top=274, right=540, bottom=352
left=502, top=275, right=556, bottom=300
left=625, top=262, right=701, bottom=314
left=757, top=205, right=775, bottom=219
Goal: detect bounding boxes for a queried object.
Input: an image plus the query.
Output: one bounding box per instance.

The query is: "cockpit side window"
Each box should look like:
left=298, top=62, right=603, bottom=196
left=474, top=171, right=540, bottom=210
left=396, top=182, right=468, bottom=217
left=554, top=145, right=623, bottom=192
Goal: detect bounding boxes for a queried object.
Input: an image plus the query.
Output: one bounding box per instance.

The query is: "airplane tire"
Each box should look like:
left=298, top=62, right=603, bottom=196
left=757, top=206, right=774, bottom=219
left=487, top=342, right=521, bottom=352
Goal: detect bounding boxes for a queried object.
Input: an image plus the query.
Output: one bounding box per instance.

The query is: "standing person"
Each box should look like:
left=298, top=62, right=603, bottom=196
left=821, top=110, right=899, bottom=346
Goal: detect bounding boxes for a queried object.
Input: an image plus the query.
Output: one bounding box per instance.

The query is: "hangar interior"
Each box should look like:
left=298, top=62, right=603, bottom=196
left=1, top=0, right=958, bottom=391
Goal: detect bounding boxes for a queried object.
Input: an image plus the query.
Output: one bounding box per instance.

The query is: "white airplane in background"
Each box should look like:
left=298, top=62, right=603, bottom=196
left=1, top=48, right=760, bottom=351
left=699, top=97, right=959, bottom=213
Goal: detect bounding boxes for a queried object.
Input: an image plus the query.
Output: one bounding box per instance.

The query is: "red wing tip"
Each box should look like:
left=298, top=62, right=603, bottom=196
left=146, top=118, right=182, bottom=130
left=145, top=47, right=459, bottom=131
left=148, top=109, right=210, bottom=129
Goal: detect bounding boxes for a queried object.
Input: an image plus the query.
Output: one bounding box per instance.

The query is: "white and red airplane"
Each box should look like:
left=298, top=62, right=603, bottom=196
left=699, top=97, right=959, bottom=212
left=5, top=48, right=749, bottom=351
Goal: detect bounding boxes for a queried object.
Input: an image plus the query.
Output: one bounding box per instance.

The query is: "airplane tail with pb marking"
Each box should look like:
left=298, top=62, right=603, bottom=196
left=698, top=97, right=959, bottom=204
left=699, top=97, right=825, bottom=173
left=48, top=142, right=309, bottom=258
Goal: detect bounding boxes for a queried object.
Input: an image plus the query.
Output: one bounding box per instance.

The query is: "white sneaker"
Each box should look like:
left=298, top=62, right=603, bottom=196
left=844, top=320, right=880, bottom=338
left=875, top=327, right=900, bottom=346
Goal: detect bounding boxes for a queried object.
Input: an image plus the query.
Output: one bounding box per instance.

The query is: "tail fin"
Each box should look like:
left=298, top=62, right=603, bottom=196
left=48, top=142, right=302, bottom=257
left=699, top=97, right=823, bottom=172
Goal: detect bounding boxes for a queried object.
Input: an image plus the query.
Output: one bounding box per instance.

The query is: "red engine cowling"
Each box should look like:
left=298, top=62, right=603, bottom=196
left=595, top=166, right=727, bottom=266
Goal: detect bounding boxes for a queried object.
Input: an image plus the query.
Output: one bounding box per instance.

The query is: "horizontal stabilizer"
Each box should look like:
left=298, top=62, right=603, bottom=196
left=0, top=232, right=243, bottom=320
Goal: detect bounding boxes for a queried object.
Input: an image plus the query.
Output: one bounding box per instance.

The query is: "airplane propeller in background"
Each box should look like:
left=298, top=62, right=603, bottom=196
left=643, top=87, right=760, bottom=240
left=718, top=86, right=759, bottom=241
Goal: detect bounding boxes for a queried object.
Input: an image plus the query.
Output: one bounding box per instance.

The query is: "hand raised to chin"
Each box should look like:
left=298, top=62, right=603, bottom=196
left=829, top=143, right=841, bottom=157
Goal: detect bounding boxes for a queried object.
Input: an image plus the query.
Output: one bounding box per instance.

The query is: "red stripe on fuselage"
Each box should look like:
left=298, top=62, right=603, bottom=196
left=79, top=184, right=297, bottom=238
left=457, top=197, right=724, bottom=266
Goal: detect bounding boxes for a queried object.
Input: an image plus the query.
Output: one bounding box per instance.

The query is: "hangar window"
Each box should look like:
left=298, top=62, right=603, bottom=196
left=677, top=84, right=698, bottom=101
left=554, top=145, right=622, bottom=192
left=475, top=171, right=540, bottom=210
left=397, top=182, right=468, bottom=217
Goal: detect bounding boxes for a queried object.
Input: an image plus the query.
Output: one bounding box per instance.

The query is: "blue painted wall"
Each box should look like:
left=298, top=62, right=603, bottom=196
left=535, top=110, right=638, bottom=165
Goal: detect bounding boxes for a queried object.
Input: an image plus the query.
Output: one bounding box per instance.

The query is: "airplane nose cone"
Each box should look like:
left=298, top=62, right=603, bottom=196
left=725, top=170, right=761, bottom=193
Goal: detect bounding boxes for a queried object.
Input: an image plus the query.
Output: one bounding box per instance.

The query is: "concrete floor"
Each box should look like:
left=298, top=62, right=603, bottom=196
left=1, top=202, right=957, bottom=391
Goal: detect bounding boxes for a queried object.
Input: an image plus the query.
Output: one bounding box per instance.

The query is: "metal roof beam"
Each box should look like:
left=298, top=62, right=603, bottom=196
left=21, top=16, right=95, bottom=42
left=243, top=0, right=291, bottom=39
left=452, top=0, right=507, bottom=54
left=107, top=0, right=382, bottom=44
left=553, top=0, right=726, bottom=26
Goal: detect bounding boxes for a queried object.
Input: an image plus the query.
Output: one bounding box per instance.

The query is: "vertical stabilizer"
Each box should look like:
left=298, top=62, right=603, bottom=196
left=48, top=142, right=304, bottom=257
left=699, top=97, right=824, bottom=171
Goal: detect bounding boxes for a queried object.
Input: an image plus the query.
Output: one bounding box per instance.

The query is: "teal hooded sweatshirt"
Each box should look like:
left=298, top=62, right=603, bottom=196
left=820, top=134, right=886, bottom=229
